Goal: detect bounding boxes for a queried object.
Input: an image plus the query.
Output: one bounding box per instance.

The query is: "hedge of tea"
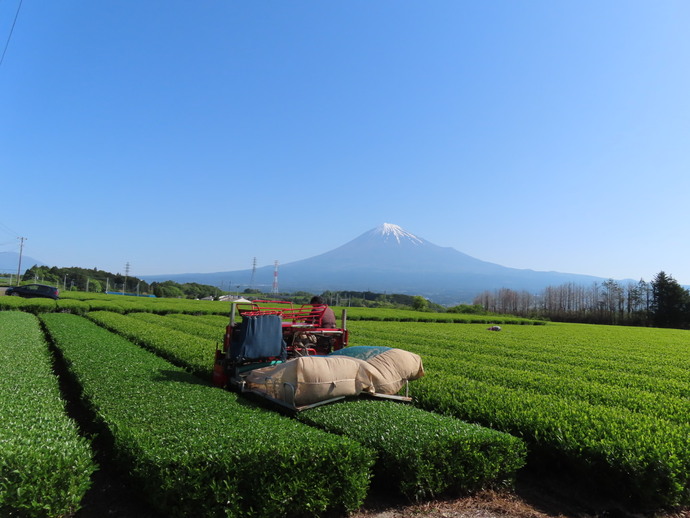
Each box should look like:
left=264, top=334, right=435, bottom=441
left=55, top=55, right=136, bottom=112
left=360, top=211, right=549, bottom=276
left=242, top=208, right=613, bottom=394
left=297, top=399, right=526, bottom=500
left=41, top=313, right=375, bottom=517
left=167, top=312, right=230, bottom=330
left=56, top=298, right=90, bottom=315
left=0, top=295, right=25, bottom=311
left=86, top=310, right=215, bottom=379
left=4, top=297, right=56, bottom=314
left=59, top=291, right=231, bottom=316
left=0, top=311, right=95, bottom=517
left=339, top=306, right=543, bottom=325
left=128, top=311, right=223, bottom=342
left=350, top=320, right=690, bottom=508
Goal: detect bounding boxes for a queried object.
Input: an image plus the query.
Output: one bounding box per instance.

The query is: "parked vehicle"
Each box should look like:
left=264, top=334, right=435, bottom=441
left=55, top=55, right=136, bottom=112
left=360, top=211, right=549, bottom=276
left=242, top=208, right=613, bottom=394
left=5, top=284, right=59, bottom=300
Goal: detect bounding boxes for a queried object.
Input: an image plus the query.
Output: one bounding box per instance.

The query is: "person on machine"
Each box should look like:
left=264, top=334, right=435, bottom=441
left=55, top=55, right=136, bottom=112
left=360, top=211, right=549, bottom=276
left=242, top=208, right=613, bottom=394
left=309, top=296, right=337, bottom=328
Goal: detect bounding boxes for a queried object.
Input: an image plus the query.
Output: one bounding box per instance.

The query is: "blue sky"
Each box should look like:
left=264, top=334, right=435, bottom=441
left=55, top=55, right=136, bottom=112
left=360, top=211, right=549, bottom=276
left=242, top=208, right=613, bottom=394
left=1, top=1, right=689, bottom=284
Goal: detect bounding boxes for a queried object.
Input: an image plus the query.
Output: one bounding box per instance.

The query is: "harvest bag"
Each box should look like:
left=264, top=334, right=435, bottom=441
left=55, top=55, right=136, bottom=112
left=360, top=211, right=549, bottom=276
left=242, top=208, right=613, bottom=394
left=245, top=346, right=424, bottom=406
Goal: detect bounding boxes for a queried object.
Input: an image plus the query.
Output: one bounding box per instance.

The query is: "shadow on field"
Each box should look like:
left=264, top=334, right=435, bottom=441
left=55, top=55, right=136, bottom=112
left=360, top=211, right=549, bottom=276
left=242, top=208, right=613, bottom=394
left=150, top=368, right=209, bottom=385
left=511, top=456, right=674, bottom=518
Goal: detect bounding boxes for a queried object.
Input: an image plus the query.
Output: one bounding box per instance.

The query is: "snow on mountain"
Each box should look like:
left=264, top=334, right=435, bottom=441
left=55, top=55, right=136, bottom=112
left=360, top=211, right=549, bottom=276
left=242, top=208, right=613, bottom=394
left=371, top=223, right=423, bottom=245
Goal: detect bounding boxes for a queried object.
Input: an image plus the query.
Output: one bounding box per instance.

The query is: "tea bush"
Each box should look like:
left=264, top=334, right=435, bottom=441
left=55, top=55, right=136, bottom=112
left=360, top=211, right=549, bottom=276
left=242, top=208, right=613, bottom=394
left=350, top=320, right=690, bottom=508
left=56, top=298, right=90, bottom=315
left=0, top=295, right=24, bottom=311
left=17, top=297, right=56, bottom=314
left=0, top=311, right=95, bottom=517
left=297, top=399, right=526, bottom=500
left=41, top=313, right=375, bottom=518
left=86, top=310, right=215, bottom=379
left=128, top=311, right=223, bottom=342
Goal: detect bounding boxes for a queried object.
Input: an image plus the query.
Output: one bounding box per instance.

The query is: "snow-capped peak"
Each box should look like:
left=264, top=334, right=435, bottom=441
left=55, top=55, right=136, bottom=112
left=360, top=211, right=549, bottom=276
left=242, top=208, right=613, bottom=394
left=374, top=223, right=423, bottom=245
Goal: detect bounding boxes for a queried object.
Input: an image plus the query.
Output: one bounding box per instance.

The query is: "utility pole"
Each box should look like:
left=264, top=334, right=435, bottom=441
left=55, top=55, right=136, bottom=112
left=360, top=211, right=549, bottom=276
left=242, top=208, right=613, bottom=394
left=15, top=237, right=26, bottom=286
left=249, top=257, right=257, bottom=290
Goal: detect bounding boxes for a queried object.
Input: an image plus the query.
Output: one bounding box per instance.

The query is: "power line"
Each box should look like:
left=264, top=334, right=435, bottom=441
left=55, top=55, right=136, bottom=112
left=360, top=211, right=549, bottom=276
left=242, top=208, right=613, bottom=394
left=0, top=0, right=23, bottom=69
left=0, top=220, right=20, bottom=237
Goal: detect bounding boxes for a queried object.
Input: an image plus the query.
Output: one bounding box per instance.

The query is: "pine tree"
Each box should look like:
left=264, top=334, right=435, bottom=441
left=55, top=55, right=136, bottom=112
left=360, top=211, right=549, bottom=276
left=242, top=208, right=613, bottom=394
left=650, top=271, right=690, bottom=328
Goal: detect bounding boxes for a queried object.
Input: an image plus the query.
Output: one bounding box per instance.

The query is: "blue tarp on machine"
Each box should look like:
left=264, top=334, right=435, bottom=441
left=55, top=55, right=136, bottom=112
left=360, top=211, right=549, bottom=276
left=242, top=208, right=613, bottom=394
left=230, top=314, right=287, bottom=362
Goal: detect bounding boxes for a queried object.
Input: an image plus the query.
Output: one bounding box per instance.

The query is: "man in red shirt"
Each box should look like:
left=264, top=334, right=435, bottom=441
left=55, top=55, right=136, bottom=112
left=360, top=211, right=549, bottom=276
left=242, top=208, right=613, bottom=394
left=309, top=296, right=337, bottom=328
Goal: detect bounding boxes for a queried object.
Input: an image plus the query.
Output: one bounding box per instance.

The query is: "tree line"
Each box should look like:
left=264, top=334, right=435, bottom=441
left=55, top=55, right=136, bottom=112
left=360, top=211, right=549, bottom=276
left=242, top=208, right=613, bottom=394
left=22, top=264, right=689, bottom=329
left=473, top=271, right=690, bottom=329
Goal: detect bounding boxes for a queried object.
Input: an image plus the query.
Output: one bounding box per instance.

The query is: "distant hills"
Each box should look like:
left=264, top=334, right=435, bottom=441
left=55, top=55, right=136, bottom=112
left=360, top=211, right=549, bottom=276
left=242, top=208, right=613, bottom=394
left=0, top=252, right=45, bottom=276
left=142, top=223, right=613, bottom=305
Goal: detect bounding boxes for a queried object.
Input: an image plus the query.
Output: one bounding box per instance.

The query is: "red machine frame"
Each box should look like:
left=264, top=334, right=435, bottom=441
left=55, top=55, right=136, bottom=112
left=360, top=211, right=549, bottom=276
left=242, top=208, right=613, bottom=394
left=213, top=300, right=349, bottom=391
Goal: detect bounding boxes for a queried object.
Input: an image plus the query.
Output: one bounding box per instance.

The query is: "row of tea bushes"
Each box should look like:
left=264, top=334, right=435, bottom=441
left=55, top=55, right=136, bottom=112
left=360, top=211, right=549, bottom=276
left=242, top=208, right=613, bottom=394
left=1, top=291, right=234, bottom=316
left=41, top=313, right=375, bottom=517
left=412, top=373, right=690, bottom=508
left=86, top=310, right=216, bottom=379
left=0, top=296, right=56, bottom=313
left=167, top=312, right=231, bottom=329
left=350, top=321, right=690, bottom=508
left=0, top=295, right=25, bottom=311
left=56, top=298, right=90, bottom=314
left=128, top=311, right=223, bottom=342
left=0, top=312, right=95, bottom=517
left=61, top=291, right=232, bottom=315
left=340, top=307, right=544, bottom=325
left=297, top=399, right=526, bottom=500
left=421, top=355, right=690, bottom=425
left=4, top=290, right=545, bottom=325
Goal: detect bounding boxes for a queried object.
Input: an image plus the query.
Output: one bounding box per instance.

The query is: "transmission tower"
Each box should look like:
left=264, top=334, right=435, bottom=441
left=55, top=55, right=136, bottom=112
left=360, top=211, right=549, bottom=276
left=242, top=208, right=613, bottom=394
left=249, top=257, right=257, bottom=289
left=272, top=260, right=279, bottom=294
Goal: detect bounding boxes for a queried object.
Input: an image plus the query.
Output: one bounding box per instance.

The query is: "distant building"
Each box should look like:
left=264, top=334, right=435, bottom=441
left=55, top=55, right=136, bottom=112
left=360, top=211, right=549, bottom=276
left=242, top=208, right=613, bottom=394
left=218, top=295, right=252, bottom=303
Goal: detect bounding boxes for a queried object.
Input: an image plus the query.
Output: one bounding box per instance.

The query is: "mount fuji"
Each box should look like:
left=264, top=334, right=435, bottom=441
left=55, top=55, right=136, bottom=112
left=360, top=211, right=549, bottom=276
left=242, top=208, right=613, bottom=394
left=0, top=252, right=46, bottom=276
left=142, top=223, right=607, bottom=305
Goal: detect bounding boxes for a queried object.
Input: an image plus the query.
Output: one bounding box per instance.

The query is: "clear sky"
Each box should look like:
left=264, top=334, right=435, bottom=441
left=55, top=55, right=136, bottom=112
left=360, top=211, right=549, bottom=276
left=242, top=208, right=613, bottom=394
left=1, top=1, right=689, bottom=284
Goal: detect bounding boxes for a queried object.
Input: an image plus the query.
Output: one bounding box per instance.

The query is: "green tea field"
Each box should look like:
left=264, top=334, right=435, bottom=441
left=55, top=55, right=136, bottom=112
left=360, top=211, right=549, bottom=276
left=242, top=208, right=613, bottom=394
left=2, top=293, right=690, bottom=517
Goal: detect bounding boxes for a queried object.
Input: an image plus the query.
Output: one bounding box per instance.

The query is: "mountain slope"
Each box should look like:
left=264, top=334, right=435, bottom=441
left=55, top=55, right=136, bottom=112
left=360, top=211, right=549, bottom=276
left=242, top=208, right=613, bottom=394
left=142, top=223, right=607, bottom=304
left=0, top=252, right=45, bottom=276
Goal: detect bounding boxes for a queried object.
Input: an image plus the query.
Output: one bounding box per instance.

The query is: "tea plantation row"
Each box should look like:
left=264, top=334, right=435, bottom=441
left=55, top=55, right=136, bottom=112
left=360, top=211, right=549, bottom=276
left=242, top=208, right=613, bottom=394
left=0, top=312, right=94, bottom=516
left=0, top=291, right=544, bottom=325
left=352, top=321, right=690, bottom=508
